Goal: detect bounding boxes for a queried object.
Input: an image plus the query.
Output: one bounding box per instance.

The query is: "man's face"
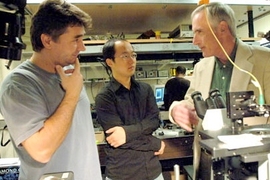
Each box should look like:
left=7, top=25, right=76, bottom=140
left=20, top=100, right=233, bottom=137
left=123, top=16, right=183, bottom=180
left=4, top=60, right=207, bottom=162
left=108, top=41, right=136, bottom=78
left=50, top=26, right=86, bottom=67
left=192, top=11, right=220, bottom=58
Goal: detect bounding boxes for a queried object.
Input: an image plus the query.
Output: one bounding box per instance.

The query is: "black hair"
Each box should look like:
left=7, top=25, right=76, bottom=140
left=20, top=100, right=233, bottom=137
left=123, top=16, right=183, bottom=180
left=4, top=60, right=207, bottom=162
left=176, top=65, right=186, bottom=75
left=101, top=38, right=129, bottom=76
left=102, top=38, right=129, bottom=60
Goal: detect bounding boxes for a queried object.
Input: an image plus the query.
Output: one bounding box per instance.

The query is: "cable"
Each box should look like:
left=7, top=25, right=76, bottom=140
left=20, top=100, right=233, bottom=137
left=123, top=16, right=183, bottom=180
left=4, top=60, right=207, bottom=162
left=96, top=57, right=112, bottom=79
left=204, top=8, right=265, bottom=106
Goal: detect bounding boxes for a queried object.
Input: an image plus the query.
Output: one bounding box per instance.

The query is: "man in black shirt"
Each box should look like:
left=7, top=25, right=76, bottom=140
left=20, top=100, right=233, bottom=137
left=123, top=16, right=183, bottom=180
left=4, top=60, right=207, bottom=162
left=164, top=66, right=190, bottom=110
left=95, top=38, right=165, bottom=180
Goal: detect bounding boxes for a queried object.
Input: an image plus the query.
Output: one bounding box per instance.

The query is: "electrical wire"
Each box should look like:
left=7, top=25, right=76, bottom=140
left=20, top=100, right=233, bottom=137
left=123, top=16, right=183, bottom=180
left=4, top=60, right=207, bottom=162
left=96, top=57, right=112, bottom=79
left=204, top=8, right=265, bottom=106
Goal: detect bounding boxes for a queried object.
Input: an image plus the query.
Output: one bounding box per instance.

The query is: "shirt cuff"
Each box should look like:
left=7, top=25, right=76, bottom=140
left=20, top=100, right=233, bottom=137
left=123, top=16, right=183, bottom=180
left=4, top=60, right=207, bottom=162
left=168, top=100, right=182, bottom=124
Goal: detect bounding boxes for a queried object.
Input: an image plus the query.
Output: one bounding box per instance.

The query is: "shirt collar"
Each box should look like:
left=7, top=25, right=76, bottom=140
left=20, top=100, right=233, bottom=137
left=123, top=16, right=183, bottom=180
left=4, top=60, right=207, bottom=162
left=230, top=38, right=238, bottom=61
left=215, top=38, right=238, bottom=67
left=110, top=76, right=139, bottom=92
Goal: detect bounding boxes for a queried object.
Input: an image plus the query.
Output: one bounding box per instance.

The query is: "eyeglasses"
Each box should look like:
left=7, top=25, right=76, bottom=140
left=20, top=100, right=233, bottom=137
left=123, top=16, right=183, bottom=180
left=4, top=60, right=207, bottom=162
left=115, top=53, right=137, bottom=60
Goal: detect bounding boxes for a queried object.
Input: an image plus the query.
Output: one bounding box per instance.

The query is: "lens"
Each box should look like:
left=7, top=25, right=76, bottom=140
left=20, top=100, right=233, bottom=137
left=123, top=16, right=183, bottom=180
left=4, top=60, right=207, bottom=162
left=209, top=88, right=226, bottom=108
left=191, top=91, right=207, bottom=119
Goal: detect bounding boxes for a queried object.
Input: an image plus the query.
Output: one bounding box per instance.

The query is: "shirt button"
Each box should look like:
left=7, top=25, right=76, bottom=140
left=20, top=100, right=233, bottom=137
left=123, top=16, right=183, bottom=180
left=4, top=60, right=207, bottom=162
left=222, top=76, right=225, bottom=80
left=223, top=65, right=226, bottom=68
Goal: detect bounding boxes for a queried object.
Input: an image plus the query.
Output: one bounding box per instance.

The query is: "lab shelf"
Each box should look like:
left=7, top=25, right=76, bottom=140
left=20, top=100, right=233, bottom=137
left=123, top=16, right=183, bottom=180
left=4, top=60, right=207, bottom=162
left=79, top=39, right=203, bottom=62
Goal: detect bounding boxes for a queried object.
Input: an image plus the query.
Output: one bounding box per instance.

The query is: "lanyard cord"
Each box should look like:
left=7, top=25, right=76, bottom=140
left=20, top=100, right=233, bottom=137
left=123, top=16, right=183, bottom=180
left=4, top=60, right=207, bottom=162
left=204, top=8, right=265, bottom=106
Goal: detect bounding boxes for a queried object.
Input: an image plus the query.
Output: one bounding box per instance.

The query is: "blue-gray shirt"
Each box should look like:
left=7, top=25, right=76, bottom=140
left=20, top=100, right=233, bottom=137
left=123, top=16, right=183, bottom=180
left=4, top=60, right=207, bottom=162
left=0, top=60, right=102, bottom=180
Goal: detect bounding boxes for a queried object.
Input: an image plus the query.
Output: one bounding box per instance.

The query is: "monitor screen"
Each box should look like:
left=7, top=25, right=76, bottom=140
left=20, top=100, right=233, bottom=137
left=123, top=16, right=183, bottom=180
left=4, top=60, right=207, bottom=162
left=154, top=85, right=165, bottom=106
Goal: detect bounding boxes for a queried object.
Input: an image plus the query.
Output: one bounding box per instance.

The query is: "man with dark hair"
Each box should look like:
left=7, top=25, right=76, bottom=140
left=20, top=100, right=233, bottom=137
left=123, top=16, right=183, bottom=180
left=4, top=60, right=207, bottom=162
left=95, top=38, right=165, bottom=180
left=164, top=65, right=190, bottom=111
left=0, top=0, right=102, bottom=179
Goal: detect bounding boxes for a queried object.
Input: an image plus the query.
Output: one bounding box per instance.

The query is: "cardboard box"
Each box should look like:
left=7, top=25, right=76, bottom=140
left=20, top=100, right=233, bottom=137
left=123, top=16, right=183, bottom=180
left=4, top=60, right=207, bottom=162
left=169, top=171, right=186, bottom=180
left=95, top=131, right=105, bottom=144
left=0, top=158, right=20, bottom=180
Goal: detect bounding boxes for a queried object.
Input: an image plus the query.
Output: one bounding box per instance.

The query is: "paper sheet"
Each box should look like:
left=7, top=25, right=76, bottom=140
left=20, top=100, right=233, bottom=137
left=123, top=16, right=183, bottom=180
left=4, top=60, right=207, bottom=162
left=0, top=158, right=20, bottom=166
left=218, top=134, right=263, bottom=150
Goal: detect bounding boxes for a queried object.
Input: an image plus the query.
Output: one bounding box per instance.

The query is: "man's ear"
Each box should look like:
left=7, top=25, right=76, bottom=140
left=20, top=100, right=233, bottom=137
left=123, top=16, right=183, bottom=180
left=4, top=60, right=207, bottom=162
left=105, top=58, right=113, bottom=67
left=41, top=34, right=53, bottom=49
left=219, top=21, right=228, bottom=33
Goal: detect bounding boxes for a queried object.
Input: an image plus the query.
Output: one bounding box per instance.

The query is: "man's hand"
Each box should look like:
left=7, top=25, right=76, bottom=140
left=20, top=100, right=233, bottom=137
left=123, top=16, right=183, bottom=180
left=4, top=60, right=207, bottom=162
left=171, top=103, right=199, bottom=132
left=106, top=126, right=126, bottom=148
left=154, top=141, right=165, bottom=155
left=55, top=59, right=83, bottom=98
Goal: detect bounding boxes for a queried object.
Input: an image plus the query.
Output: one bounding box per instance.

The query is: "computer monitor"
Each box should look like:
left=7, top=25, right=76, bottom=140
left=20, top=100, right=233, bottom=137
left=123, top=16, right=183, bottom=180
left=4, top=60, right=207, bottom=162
left=154, top=85, right=165, bottom=107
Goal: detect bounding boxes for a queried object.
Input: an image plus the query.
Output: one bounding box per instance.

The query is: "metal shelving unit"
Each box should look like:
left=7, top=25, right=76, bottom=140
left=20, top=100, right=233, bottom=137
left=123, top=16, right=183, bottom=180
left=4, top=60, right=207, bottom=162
left=79, top=39, right=203, bottom=62
left=79, top=39, right=260, bottom=62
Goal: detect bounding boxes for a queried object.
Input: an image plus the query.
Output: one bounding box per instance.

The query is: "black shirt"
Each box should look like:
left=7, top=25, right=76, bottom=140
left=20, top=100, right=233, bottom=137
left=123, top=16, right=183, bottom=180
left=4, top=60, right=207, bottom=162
left=164, top=77, right=190, bottom=110
left=95, top=76, right=162, bottom=180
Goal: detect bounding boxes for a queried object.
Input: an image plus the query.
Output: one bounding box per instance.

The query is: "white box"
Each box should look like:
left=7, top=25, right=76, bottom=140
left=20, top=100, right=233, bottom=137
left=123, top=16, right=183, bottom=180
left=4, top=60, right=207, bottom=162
left=158, top=70, right=168, bottom=77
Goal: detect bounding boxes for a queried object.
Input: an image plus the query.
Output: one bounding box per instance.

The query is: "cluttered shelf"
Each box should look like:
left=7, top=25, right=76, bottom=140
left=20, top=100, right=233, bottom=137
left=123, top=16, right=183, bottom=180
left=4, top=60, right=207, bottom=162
left=83, top=37, right=261, bottom=45
left=83, top=38, right=193, bottom=45
left=79, top=38, right=260, bottom=62
left=80, top=39, right=202, bottom=62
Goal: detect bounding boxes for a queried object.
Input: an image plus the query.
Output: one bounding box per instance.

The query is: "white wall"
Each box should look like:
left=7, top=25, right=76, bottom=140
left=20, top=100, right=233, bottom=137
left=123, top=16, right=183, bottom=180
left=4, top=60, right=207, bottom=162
left=237, top=13, right=270, bottom=38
